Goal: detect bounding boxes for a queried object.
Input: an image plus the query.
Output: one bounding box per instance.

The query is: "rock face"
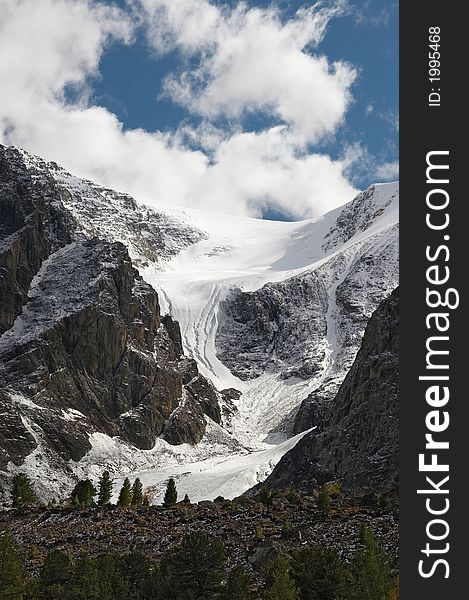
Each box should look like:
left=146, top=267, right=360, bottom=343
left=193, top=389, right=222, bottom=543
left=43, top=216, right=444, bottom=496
left=264, top=288, right=399, bottom=492
left=0, top=148, right=74, bottom=333
left=26, top=152, right=207, bottom=269
left=0, top=145, right=222, bottom=486
left=216, top=185, right=398, bottom=391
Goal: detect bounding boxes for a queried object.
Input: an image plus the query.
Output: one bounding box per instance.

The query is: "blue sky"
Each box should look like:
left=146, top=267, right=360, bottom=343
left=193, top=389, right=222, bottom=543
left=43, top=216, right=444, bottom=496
left=95, top=0, right=398, bottom=176
left=0, top=0, right=398, bottom=220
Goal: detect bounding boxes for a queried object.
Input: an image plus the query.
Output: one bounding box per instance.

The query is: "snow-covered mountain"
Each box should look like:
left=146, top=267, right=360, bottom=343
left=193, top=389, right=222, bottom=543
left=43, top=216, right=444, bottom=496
left=0, top=145, right=398, bottom=503
left=142, top=182, right=398, bottom=444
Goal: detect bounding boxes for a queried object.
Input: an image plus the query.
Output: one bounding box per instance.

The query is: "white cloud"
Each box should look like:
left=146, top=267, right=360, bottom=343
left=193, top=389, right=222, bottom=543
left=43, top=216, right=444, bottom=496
left=0, top=0, right=360, bottom=219
left=140, top=0, right=355, bottom=143
left=375, top=161, right=399, bottom=181
left=0, top=0, right=133, bottom=100
left=341, top=143, right=398, bottom=184
left=184, top=126, right=356, bottom=218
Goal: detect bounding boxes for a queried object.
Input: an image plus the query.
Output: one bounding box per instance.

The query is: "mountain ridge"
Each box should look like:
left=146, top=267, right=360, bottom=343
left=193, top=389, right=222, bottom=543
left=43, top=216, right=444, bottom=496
left=0, top=144, right=399, bottom=503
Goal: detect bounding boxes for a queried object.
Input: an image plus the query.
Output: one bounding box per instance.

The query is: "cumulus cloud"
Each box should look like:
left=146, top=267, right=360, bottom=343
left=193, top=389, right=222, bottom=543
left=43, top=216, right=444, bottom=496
left=141, top=0, right=355, bottom=143
left=0, top=0, right=360, bottom=219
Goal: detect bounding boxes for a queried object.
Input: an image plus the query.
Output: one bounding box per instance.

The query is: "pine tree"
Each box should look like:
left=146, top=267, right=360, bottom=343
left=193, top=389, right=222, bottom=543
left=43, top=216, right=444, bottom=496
left=94, top=554, right=129, bottom=600
left=264, top=555, right=299, bottom=600
left=159, top=531, right=226, bottom=599
left=11, top=473, right=37, bottom=512
left=0, top=531, right=26, bottom=600
left=387, top=576, right=399, bottom=600
left=183, top=493, right=191, bottom=504
left=221, top=565, right=253, bottom=600
left=68, top=555, right=101, bottom=599
left=131, top=478, right=144, bottom=506
left=120, top=552, right=152, bottom=599
left=347, top=527, right=392, bottom=600
left=291, top=546, right=349, bottom=600
left=70, top=479, right=96, bottom=507
left=117, top=478, right=133, bottom=508
left=258, top=485, right=276, bottom=514
left=317, top=486, right=331, bottom=516
left=97, top=470, right=113, bottom=506
left=163, top=478, right=177, bottom=507
left=38, top=550, right=72, bottom=600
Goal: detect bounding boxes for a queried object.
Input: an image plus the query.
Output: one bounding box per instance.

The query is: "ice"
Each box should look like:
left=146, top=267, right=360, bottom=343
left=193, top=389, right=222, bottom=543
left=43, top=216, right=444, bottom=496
left=111, top=429, right=313, bottom=504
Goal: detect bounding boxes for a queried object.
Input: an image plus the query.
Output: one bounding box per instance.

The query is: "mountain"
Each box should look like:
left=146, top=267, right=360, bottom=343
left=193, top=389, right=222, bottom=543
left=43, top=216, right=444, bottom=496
left=0, top=146, right=229, bottom=501
left=263, top=287, right=399, bottom=493
left=146, top=180, right=398, bottom=444
left=0, top=144, right=399, bottom=503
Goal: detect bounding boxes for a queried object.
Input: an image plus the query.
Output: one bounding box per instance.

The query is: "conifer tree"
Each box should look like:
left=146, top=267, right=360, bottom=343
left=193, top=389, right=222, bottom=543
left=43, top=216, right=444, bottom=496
left=117, top=478, right=133, bottom=508
left=131, top=478, right=144, bottom=506
left=264, top=555, right=299, bottom=600
left=348, top=527, right=392, bottom=600
left=317, top=486, right=331, bottom=516
left=38, top=550, right=72, bottom=600
left=159, top=531, right=226, bottom=599
left=97, top=470, right=113, bottom=506
left=70, top=479, right=96, bottom=507
left=258, top=485, right=276, bottom=514
left=163, top=478, right=177, bottom=507
left=221, top=565, right=253, bottom=600
left=69, top=555, right=101, bottom=599
left=120, top=552, right=152, bottom=599
left=291, top=546, right=349, bottom=600
left=182, top=493, right=191, bottom=504
left=94, top=554, right=129, bottom=600
left=0, top=531, right=26, bottom=600
left=11, top=473, right=37, bottom=512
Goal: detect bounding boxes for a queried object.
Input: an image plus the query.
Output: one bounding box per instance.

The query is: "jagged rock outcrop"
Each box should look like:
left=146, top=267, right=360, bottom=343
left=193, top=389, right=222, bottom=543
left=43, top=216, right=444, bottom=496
left=216, top=187, right=398, bottom=384
left=216, top=272, right=330, bottom=381
left=26, top=152, right=207, bottom=269
left=264, top=288, right=399, bottom=492
left=292, top=390, right=331, bottom=435
left=0, top=145, right=223, bottom=486
left=0, top=148, right=74, bottom=333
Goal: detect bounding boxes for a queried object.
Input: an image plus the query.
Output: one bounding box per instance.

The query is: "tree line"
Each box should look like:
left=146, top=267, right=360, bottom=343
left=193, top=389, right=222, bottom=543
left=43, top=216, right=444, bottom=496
left=8, top=473, right=184, bottom=510
left=8, top=473, right=333, bottom=515
left=1, top=525, right=398, bottom=600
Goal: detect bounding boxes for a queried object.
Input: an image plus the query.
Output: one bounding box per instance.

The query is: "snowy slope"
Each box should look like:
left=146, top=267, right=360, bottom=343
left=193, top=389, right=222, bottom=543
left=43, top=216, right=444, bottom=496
left=62, top=175, right=398, bottom=500
left=1, top=146, right=398, bottom=503
left=111, top=429, right=312, bottom=504
left=141, top=183, right=399, bottom=444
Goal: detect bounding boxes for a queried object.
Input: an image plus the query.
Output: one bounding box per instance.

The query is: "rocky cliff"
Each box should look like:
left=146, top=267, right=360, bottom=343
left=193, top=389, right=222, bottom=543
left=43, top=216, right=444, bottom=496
left=215, top=185, right=398, bottom=443
left=0, top=145, right=223, bottom=498
left=264, top=288, right=399, bottom=492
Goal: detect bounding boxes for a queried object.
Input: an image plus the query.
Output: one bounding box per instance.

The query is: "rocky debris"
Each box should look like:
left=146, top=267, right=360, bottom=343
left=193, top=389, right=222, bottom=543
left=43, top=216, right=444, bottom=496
left=265, top=288, right=399, bottom=492
left=0, top=494, right=398, bottom=580
left=0, top=146, right=222, bottom=496
left=248, top=541, right=282, bottom=571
